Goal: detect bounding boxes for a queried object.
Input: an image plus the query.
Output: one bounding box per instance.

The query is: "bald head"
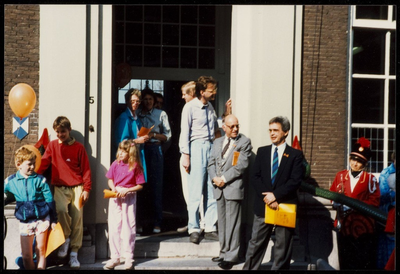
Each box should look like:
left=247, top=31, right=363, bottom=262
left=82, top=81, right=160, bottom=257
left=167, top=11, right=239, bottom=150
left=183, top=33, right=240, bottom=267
left=223, top=115, right=239, bottom=139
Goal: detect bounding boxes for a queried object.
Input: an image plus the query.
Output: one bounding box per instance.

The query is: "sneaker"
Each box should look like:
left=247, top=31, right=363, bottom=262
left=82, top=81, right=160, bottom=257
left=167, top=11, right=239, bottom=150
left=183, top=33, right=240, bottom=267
left=153, top=226, right=161, bottom=233
left=69, top=254, right=80, bottom=269
left=125, top=260, right=135, bottom=270
left=58, top=238, right=70, bottom=258
left=103, top=258, right=120, bottom=270
left=177, top=225, right=188, bottom=233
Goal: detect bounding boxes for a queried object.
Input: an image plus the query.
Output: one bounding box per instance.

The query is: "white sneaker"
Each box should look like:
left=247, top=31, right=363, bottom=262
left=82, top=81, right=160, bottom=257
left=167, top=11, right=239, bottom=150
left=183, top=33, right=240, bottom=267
left=125, top=259, right=134, bottom=270
left=69, top=254, right=80, bottom=269
left=103, top=258, right=120, bottom=270
left=177, top=225, right=188, bottom=233
left=58, top=238, right=70, bottom=258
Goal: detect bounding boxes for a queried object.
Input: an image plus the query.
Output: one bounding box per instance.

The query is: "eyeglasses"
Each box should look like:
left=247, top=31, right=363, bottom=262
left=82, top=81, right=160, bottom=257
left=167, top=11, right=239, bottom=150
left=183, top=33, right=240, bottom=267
left=131, top=100, right=141, bottom=104
left=225, top=124, right=239, bottom=130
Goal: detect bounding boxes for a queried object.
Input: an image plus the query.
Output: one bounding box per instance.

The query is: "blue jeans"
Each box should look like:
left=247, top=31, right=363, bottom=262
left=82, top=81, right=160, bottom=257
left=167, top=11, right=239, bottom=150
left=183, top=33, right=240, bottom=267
left=187, top=139, right=217, bottom=234
left=144, top=144, right=164, bottom=227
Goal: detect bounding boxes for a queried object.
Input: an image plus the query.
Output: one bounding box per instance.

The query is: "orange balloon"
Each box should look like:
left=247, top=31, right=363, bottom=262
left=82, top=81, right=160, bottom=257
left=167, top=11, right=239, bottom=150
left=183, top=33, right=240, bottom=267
left=9, top=83, right=37, bottom=119
left=22, top=145, right=42, bottom=172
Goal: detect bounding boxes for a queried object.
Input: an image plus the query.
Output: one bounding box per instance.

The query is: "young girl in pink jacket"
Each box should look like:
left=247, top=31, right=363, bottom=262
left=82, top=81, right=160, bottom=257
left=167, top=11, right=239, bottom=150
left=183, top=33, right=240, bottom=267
left=104, top=140, right=145, bottom=270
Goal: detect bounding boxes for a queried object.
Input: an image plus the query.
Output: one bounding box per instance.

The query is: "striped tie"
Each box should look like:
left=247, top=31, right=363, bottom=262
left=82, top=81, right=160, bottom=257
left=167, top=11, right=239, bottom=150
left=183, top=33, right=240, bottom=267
left=271, top=147, right=279, bottom=184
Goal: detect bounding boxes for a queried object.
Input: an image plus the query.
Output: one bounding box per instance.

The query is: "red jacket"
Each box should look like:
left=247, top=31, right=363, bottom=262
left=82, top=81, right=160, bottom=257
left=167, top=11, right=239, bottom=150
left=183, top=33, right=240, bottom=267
left=38, top=138, right=92, bottom=192
left=330, top=169, right=380, bottom=207
left=330, top=170, right=380, bottom=237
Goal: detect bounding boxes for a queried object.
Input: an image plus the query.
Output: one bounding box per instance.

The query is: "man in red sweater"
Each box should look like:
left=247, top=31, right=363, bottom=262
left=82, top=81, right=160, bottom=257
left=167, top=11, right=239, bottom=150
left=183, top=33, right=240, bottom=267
left=38, top=116, right=92, bottom=269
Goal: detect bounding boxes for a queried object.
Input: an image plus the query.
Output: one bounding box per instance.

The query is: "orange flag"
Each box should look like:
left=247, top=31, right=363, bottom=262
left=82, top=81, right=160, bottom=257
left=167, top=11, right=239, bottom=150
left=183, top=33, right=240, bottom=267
left=46, top=222, right=65, bottom=257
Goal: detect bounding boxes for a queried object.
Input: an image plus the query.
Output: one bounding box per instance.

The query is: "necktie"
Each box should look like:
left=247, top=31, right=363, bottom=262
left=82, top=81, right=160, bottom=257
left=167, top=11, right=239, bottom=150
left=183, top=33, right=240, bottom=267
left=271, top=147, right=279, bottom=184
left=204, top=106, right=211, bottom=141
left=221, top=138, right=231, bottom=158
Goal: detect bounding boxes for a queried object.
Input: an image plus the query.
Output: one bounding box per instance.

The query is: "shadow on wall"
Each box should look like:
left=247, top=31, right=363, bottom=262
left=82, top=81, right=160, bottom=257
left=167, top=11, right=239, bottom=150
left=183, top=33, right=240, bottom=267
left=297, top=177, right=334, bottom=265
left=70, top=129, right=109, bottom=257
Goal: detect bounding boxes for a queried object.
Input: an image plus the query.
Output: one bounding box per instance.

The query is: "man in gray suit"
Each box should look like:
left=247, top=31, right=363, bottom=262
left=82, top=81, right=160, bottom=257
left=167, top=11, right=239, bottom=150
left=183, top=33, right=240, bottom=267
left=207, top=114, right=253, bottom=270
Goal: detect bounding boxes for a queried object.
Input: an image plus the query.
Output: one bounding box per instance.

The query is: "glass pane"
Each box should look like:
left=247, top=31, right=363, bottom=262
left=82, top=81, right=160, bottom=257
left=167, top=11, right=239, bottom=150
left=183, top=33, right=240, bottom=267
left=163, top=24, right=179, bottom=45
left=163, top=6, right=179, bottom=23
left=351, top=78, right=384, bottom=124
left=351, top=127, right=383, bottom=173
left=126, top=45, right=142, bottom=66
left=125, top=23, right=142, bottom=44
left=199, top=6, right=215, bottom=25
left=114, top=45, right=124, bottom=65
left=353, top=29, right=386, bottom=74
left=355, top=6, right=388, bottom=20
left=199, top=26, right=215, bottom=47
left=390, top=30, right=395, bottom=76
left=181, top=25, right=197, bottom=46
left=162, top=47, right=179, bottom=68
left=114, top=5, right=125, bottom=21
left=144, top=5, right=161, bottom=22
left=181, top=6, right=198, bottom=24
left=115, top=22, right=125, bottom=43
left=144, top=46, right=161, bottom=67
left=181, top=48, right=197, bottom=68
left=388, top=128, right=395, bottom=162
left=126, top=5, right=142, bottom=21
left=199, top=48, right=215, bottom=69
left=144, top=24, right=161, bottom=45
left=389, top=80, right=395, bottom=124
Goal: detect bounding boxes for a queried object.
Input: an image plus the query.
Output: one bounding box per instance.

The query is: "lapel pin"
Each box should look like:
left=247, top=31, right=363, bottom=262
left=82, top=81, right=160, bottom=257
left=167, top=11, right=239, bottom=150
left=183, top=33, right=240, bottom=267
left=283, top=153, right=289, bottom=158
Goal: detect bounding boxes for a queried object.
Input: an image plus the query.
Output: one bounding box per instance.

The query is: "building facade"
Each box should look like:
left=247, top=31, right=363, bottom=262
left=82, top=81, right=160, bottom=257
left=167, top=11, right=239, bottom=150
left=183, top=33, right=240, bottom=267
left=3, top=4, right=396, bottom=267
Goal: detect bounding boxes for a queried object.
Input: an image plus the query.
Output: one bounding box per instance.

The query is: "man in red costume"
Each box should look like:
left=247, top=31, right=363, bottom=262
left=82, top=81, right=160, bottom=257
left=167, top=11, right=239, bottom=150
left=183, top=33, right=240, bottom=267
left=330, top=137, right=380, bottom=270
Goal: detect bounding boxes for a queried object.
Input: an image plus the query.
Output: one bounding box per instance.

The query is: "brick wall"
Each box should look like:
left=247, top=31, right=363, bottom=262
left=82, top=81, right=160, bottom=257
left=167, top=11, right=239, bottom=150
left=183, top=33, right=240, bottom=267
left=4, top=5, right=40, bottom=178
left=301, top=6, right=349, bottom=190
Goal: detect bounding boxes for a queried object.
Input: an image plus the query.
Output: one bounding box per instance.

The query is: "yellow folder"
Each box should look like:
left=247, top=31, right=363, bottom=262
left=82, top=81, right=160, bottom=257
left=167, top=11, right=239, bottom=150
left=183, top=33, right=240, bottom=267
left=103, top=189, right=118, bottom=198
left=265, top=203, right=297, bottom=228
left=46, top=222, right=65, bottom=257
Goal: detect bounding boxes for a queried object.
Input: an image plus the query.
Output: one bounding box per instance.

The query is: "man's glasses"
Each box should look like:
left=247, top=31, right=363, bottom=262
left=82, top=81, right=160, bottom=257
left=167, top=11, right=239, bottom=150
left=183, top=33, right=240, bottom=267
left=225, top=124, right=239, bottom=130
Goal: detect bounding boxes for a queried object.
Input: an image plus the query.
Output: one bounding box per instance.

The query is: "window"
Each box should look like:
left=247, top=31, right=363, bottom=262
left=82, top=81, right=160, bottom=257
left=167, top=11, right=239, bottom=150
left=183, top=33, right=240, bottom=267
left=349, top=6, right=396, bottom=173
left=118, top=79, right=164, bottom=104
left=114, top=5, right=216, bottom=69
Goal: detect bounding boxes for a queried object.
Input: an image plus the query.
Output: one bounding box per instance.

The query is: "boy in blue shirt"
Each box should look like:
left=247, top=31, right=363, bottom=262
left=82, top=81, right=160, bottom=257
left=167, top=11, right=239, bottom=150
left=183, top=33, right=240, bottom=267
left=4, top=146, right=57, bottom=269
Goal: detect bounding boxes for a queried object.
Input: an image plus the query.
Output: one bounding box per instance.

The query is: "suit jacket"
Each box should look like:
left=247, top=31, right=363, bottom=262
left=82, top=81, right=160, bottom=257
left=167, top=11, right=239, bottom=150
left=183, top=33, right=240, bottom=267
left=208, top=133, right=253, bottom=200
left=251, top=144, right=304, bottom=217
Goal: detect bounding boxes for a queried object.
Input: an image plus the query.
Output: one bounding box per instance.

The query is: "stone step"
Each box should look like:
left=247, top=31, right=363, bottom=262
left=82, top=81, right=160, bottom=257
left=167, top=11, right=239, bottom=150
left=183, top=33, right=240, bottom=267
left=46, top=257, right=311, bottom=270
left=134, top=233, right=220, bottom=258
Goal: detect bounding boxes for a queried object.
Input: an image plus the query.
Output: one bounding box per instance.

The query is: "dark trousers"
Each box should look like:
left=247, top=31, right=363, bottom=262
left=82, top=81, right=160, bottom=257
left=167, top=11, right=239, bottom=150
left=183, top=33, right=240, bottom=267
left=243, top=214, right=294, bottom=270
left=337, top=232, right=378, bottom=270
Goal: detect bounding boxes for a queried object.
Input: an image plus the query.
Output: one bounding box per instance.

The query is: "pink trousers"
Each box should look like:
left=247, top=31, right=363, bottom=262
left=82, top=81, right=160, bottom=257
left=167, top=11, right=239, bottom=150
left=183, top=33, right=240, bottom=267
left=107, top=192, right=137, bottom=261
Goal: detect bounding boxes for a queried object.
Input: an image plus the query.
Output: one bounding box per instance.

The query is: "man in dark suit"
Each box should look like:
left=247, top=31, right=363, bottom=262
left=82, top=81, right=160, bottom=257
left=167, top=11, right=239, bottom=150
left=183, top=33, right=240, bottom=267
left=208, top=114, right=253, bottom=270
left=243, top=116, right=304, bottom=270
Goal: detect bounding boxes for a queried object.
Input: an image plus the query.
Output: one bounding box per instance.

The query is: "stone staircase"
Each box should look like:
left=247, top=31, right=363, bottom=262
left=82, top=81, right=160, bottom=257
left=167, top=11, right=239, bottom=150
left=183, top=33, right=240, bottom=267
left=5, top=206, right=312, bottom=270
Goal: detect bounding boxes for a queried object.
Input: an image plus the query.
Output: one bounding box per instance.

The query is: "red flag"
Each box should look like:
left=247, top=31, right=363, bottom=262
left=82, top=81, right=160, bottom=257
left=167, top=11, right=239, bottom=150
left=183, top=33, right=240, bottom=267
left=292, top=135, right=302, bottom=151
left=34, top=128, right=50, bottom=155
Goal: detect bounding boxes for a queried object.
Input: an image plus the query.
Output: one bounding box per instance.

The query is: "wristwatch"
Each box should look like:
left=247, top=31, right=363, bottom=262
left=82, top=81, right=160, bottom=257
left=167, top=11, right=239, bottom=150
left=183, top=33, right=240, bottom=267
left=153, top=132, right=156, bottom=138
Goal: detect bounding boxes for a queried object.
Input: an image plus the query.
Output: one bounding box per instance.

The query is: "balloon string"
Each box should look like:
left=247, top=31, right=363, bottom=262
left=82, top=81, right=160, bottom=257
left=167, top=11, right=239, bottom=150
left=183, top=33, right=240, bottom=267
left=7, top=126, right=21, bottom=178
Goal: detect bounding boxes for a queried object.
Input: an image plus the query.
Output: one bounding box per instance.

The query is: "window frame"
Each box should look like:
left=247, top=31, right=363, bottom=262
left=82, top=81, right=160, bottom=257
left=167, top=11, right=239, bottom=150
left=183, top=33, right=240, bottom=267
left=347, top=5, right=396, bottom=174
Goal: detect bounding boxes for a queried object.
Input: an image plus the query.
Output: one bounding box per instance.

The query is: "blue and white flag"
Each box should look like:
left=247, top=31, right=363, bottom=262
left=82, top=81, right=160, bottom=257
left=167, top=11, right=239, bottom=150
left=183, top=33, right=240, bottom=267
left=13, top=117, right=29, bottom=140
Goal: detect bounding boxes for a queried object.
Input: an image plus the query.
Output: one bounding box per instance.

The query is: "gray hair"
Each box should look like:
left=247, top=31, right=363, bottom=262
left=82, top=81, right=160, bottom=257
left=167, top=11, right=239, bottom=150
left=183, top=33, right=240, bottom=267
left=269, top=116, right=290, bottom=132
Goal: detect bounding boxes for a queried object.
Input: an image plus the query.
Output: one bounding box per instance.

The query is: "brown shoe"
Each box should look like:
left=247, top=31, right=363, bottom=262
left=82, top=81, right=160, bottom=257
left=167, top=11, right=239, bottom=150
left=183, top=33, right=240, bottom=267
left=204, top=231, right=219, bottom=241
left=189, top=232, right=200, bottom=244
